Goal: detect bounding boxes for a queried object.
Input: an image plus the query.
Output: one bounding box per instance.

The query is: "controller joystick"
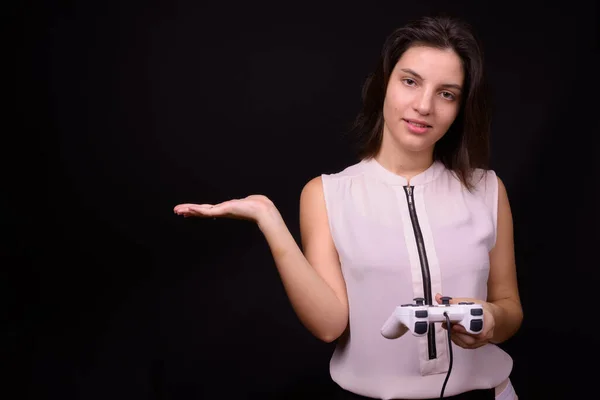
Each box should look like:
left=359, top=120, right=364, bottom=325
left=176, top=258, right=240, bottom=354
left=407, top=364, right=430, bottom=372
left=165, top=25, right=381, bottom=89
left=440, top=296, right=452, bottom=305
left=413, top=297, right=425, bottom=306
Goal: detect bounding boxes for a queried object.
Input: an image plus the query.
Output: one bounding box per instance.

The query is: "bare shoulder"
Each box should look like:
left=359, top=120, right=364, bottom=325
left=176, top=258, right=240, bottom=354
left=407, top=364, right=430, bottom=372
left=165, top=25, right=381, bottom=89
left=496, top=174, right=507, bottom=193
left=495, top=175, right=512, bottom=214
left=300, top=176, right=324, bottom=202
left=299, top=175, right=328, bottom=233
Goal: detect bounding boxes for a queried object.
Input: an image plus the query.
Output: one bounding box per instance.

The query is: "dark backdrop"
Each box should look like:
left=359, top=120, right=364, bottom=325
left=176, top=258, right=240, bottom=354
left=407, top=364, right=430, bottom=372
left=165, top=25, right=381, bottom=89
left=7, top=1, right=598, bottom=399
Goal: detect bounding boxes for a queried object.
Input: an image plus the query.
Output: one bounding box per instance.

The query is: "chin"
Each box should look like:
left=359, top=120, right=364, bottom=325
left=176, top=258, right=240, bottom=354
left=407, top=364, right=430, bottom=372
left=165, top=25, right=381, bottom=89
left=396, top=134, right=437, bottom=154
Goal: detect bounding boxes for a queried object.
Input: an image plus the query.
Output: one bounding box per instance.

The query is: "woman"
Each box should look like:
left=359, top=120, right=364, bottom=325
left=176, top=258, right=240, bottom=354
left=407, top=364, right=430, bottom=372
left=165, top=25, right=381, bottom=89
left=174, top=15, right=523, bottom=400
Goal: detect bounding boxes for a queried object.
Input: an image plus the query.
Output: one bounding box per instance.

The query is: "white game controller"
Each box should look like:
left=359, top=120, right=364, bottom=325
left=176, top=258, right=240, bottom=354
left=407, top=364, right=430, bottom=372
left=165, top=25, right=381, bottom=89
left=381, top=296, right=484, bottom=339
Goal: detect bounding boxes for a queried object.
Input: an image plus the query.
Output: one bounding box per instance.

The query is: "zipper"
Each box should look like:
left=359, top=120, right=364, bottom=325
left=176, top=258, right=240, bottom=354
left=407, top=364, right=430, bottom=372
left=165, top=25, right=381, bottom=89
left=404, top=185, right=437, bottom=360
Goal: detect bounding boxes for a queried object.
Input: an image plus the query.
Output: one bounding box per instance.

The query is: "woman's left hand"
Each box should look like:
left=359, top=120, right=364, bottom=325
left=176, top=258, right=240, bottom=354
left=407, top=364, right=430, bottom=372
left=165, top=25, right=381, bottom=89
left=435, top=293, right=496, bottom=349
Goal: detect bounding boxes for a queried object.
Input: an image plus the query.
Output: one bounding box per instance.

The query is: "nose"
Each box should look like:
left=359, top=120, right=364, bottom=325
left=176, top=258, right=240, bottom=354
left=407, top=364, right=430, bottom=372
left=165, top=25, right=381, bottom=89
left=413, top=89, right=433, bottom=116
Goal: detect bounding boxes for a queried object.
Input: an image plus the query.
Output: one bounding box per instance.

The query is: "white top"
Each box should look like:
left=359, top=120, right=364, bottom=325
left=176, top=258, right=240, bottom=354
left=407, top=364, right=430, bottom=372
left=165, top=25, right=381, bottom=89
left=321, top=158, right=513, bottom=399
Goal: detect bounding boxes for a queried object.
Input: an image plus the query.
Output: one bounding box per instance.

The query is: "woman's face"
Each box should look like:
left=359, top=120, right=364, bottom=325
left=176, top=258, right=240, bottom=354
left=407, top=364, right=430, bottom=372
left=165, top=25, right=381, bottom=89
left=382, top=45, right=464, bottom=155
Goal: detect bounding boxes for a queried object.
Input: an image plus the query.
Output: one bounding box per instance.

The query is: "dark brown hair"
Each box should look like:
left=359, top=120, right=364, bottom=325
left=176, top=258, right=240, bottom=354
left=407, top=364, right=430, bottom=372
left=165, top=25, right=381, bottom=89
left=351, top=15, right=491, bottom=190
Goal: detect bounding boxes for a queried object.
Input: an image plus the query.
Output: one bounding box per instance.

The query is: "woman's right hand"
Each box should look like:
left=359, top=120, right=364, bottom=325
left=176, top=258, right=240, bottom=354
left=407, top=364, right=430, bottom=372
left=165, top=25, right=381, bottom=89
left=173, top=195, right=278, bottom=225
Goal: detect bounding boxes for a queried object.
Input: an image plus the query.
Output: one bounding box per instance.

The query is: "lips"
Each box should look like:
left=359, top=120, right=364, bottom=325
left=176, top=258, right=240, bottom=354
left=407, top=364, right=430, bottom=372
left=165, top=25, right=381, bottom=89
left=403, top=118, right=432, bottom=128
left=403, top=118, right=432, bottom=135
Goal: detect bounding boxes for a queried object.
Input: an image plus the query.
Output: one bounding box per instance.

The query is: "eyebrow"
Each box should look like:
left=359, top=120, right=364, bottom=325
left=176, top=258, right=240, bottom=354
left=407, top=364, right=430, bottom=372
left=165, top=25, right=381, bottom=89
left=400, top=68, right=463, bottom=92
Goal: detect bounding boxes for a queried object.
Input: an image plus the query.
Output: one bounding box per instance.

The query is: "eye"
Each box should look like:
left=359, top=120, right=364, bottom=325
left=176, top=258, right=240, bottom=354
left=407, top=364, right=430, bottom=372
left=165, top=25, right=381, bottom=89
left=402, top=78, right=417, bottom=87
left=440, top=91, right=456, bottom=101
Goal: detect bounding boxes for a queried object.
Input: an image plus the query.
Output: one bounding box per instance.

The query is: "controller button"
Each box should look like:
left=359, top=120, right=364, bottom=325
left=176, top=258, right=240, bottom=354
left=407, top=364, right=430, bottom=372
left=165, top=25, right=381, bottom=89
left=470, top=319, right=483, bottom=332
left=441, top=296, right=452, bottom=305
left=401, top=304, right=414, bottom=307
left=459, top=301, right=475, bottom=305
left=470, top=308, right=483, bottom=316
left=415, top=310, right=428, bottom=318
left=414, top=321, right=428, bottom=335
left=413, top=297, right=425, bottom=306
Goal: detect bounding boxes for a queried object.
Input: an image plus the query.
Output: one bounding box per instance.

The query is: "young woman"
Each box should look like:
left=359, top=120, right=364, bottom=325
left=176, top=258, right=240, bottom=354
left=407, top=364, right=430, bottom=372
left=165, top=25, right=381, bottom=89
left=174, top=15, right=523, bottom=400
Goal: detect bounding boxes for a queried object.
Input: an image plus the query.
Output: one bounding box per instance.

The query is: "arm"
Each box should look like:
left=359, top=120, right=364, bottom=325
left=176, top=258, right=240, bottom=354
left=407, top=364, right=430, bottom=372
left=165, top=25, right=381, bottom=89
left=486, top=176, right=524, bottom=344
left=258, top=177, right=349, bottom=342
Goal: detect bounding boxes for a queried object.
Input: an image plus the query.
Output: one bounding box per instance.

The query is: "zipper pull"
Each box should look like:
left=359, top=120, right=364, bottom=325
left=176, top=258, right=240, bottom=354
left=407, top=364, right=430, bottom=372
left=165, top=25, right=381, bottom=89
left=406, top=186, right=413, bottom=204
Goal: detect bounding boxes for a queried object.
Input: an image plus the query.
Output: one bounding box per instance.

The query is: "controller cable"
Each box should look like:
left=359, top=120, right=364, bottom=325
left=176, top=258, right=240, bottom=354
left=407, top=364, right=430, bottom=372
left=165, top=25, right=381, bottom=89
left=440, top=312, right=453, bottom=399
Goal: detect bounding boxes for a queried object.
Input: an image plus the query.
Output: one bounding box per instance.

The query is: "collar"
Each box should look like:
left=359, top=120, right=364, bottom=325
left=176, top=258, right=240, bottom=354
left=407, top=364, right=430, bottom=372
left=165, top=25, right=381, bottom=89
left=361, top=157, right=445, bottom=186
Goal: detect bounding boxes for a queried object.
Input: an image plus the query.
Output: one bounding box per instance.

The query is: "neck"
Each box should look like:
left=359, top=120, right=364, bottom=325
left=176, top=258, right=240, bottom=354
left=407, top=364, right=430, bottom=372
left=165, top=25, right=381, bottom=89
left=374, top=136, right=434, bottom=181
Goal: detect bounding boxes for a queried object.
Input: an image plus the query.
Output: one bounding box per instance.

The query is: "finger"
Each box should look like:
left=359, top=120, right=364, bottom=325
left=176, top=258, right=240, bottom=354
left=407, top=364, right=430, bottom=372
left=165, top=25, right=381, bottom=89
left=454, top=331, right=475, bottom=344
left=443, top=323, right=473, bottom=334
left=435, top=293, right=469, bottom=305
left=179, top=200, right=228, bottom=212
left=174, top=204, right=214, bottom=213
left=442, top=322, right=487, bottom=349
left=449, top=334, right=471, bottom=349
left=435, top=293, right=458, bottom=304
left=455, top=331, right=480, bottom=346
left=442, top=321, right=457, bottom=330
left=185, top=205, right=227, bottom=217
left=450, top=333, right=476, bottom=349
left=453, top=325, right=489, bottom=342
left=451, top=332, right=489, bottom=349
left=453, top=324, right=492, bottom=341
left=188, top=204, right=218, bottom=212
left=458, top=339, right=488, bottom=349
left=174, top=203, right=214, bottom=209
left=435, top=293, right=453, bottom=304
left=174, top=206, right=189, bottom=215
left=175, top=206, right=215, bottom=217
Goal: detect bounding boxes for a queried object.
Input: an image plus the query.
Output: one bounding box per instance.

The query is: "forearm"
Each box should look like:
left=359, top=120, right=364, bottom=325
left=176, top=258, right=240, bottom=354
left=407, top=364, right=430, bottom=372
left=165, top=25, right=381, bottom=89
left=258, top=209, right=348, bottom=342
left=488, top=298, right=523, bottom=344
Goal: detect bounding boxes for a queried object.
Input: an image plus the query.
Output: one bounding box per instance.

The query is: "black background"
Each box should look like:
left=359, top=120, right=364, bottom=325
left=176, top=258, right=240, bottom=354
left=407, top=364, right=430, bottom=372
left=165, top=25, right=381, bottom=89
left=7, top=1, right=598, bottom=399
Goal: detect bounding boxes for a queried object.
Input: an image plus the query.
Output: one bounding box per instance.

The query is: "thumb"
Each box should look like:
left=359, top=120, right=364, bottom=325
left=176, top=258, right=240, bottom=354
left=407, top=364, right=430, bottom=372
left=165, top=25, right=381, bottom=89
left=435, top=293, right=466, bottom=304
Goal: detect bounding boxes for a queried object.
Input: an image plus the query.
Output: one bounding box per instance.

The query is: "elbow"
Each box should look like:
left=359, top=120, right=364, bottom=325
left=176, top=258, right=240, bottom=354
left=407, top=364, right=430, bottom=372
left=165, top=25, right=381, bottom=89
left=316, top=320, right=348, bottom=343
left=319, top=332, right=341, bottom=343
left=514, top=308, right=524, bottom=334
left=511, top=301, right=525, bottom=332
left=490, top=300, right=524, bottom=344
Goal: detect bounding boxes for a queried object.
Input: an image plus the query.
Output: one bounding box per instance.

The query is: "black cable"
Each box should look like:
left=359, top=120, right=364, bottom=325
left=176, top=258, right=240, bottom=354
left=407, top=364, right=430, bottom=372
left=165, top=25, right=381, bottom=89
left=440, top=312, right=453, bottom=398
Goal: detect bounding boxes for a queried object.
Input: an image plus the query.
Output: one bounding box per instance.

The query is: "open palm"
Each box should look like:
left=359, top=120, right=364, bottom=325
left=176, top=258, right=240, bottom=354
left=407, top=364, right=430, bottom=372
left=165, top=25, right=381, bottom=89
left=173, top=195, right=274, bottom=223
